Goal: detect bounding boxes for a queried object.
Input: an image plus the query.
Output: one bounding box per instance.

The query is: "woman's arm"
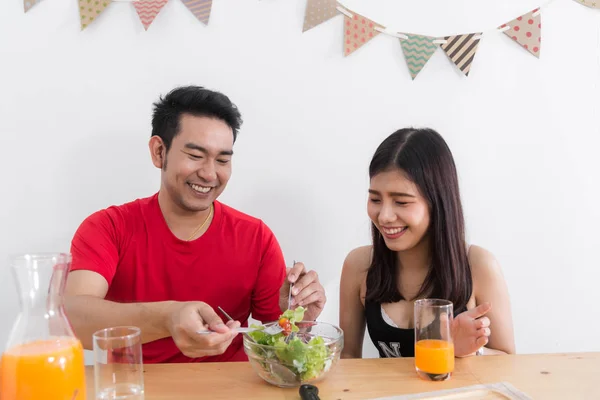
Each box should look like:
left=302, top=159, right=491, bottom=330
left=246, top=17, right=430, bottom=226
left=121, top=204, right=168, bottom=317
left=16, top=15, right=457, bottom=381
left=339, top=246, right=371, bottom=359
left=469, top=245, right=516, bottom=355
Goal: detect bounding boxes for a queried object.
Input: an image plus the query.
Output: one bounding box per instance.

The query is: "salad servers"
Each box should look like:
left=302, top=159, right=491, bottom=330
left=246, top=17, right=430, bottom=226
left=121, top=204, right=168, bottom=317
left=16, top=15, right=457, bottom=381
left=284, top=260, right=297, bottom=344
left=196, top=306, right=283, bottom=335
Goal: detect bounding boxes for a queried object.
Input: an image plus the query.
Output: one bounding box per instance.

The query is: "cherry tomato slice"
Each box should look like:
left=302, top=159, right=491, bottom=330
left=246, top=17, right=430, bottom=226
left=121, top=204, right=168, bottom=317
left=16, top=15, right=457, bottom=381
left=278, top=318, right=289, bottom=328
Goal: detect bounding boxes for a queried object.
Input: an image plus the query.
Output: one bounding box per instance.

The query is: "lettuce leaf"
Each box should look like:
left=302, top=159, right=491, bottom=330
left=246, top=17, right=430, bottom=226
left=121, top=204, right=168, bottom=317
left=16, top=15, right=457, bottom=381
left=302, top=337, right=328, bottom=380
left=281, top=306, right=306, bottom=325
left=248, top=324, right=283, bottom=346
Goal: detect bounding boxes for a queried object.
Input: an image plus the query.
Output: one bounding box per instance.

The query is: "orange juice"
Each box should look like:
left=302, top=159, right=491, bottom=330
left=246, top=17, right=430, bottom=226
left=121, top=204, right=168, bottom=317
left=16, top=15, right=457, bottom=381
left=415, top=339, right=454, bottom=374
left=0, top=337, right=86, bottom=400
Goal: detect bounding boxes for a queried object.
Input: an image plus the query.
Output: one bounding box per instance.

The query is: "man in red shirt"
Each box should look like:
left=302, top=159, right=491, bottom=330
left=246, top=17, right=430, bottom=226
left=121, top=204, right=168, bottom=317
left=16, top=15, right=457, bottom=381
left=64, top=86, right=326, bottom=363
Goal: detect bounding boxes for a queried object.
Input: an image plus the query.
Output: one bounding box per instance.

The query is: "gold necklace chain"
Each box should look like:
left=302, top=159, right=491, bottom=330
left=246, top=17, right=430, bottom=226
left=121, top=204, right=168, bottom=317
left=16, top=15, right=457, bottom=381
left=186, top=204, right=214, bottom=241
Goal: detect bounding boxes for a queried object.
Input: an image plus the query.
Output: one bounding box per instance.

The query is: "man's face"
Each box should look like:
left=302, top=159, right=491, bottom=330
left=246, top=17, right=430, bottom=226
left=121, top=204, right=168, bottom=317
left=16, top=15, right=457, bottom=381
left=153, top=114, right=234, bottom=213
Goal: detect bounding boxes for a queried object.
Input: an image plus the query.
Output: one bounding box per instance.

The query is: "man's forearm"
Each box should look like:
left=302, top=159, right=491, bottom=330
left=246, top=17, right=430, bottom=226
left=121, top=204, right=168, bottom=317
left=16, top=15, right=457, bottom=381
left=64, top=295, right=176, bottom=350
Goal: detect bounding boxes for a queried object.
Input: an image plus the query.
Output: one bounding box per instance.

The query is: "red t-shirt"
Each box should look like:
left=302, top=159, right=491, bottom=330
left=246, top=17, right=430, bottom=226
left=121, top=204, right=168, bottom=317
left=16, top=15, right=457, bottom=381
left=69, top=193, right=286, bottom=363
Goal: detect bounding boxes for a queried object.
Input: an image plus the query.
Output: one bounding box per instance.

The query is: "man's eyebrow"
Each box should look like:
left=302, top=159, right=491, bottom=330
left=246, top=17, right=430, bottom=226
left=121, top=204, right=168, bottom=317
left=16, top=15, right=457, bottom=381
left=184, top=143, right=233, bottom=156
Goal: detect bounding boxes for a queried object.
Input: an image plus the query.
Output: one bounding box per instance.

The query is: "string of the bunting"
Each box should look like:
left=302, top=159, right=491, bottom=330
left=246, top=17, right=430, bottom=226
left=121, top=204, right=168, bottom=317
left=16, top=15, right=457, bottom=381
left=303, top=0, right=562, bottom=78
left=20, top=0, right=599, bottom=52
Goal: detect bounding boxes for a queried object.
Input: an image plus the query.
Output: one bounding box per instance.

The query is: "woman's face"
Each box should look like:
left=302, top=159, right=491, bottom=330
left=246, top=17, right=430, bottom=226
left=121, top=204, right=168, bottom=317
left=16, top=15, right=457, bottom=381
left=367, top=169, right=430, bottom=252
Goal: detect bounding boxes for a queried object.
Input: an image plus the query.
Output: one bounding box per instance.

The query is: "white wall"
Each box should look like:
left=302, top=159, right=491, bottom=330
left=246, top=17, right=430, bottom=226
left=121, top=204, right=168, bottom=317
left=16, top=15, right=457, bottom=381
left=1, top=0, right=599, bottom=359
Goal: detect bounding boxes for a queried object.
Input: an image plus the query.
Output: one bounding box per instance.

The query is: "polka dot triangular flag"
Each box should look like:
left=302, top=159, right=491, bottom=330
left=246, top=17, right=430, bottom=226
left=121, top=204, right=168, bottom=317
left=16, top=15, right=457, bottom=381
left=343, top=11, right=382, bottom=57
left=24, top=0, right=43, bottom=13
left=440, top=33, right=482, bottom=77
left=303, top=0, right=339, bottom=32
left=79, top=0, right=112, bottom=30
left=399, top=33, right=439, bottom=80
left=499, top=8, right=541, bottom=58
left=134, top=0, right=168, bottom=30
left=574, top=0, right=600, bottom=9
left=181, top=0, right=212, bottom=25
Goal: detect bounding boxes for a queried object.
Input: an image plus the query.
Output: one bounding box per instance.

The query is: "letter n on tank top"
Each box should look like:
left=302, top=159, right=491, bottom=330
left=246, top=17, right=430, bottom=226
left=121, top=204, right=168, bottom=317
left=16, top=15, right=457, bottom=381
left=378, top=341, right=402, bottom=358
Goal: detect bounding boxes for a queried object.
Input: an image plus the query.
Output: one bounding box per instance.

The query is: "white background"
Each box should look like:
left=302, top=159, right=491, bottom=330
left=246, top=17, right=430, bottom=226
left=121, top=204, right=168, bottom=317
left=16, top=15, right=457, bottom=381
left=1, top=0, right=599, bottom=360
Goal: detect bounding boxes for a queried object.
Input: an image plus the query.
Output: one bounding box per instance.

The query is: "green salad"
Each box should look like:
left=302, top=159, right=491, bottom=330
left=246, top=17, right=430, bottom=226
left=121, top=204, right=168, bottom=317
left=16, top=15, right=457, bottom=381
left=247, top=306, right=330, bottom=381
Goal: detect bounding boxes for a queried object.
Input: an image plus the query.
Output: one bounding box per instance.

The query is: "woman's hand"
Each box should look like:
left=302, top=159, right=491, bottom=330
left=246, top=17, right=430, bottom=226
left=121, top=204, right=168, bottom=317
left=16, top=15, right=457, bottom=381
left=452, top=302, right=492, bottom=357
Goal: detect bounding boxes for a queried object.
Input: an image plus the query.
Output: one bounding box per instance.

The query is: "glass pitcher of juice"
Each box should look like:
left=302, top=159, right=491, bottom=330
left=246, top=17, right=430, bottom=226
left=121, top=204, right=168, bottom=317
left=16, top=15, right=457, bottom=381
left=0, top=253, right=86, bottom=400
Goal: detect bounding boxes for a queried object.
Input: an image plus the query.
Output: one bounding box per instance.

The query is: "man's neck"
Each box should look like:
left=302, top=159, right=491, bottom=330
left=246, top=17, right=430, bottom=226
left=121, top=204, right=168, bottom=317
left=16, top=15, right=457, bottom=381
left=157, top=190, right=213, bottom=240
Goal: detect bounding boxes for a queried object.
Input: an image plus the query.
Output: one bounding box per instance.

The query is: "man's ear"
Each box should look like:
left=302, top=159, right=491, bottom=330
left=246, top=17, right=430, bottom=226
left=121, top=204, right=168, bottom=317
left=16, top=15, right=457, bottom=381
left=149, top=136, right=167, bottom=170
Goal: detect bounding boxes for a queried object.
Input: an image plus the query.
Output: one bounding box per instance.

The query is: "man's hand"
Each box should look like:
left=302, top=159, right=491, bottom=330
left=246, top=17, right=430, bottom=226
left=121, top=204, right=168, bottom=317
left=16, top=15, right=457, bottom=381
left=165, top=301, right=240, bottom=358
left=279, top=261, right=326, bottom=321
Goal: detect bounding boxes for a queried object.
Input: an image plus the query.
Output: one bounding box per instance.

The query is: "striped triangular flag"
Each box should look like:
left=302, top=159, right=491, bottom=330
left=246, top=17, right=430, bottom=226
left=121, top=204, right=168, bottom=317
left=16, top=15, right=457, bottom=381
left=79, top=0, right=112, bottom=30
left=343, top=11, right=382, bottom=57
left=399, top=34, right=438, bottom=80
left=574, top=0, right=600, bottom=8
left=24, top=0, right=43, bottom=12
left=181, top=0, right=212, bottom=25
left=134, top=0, right=168, bottom=30
left=499, top=8, right=541, bottom=58
left=440, top=33, right=482, bottom=77
left=303, top=0, right=339, bottom=32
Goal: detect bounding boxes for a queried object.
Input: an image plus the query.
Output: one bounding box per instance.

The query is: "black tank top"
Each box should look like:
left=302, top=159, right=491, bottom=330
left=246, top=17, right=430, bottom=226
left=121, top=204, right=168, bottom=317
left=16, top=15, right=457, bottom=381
left=365, top=300, right=415, bottom=358
left=365, top=299, right=467, bottom=358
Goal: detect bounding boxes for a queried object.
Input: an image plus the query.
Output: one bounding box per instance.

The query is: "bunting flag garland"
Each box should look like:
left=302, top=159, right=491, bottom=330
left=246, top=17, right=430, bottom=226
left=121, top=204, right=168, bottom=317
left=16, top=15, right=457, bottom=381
left=303, top=0, right=339, bottom=32
left=575, top=0, right=600, bottom=8
left=79, top=0, right=112, bottom=30
left=440, top=33, right=482, bottom=77
left=20, top=0, right=600, bottom=79
left=500, top=9, right=542, bottom=58
left=24, top=0, right=43, bottom=13
left=134, top=0, right=168, bottom=30
left=399, top=34, right=439, bottom=80
left=181, top=0, right=213, bottom=25
left=343, top=11, right=382, bottom=57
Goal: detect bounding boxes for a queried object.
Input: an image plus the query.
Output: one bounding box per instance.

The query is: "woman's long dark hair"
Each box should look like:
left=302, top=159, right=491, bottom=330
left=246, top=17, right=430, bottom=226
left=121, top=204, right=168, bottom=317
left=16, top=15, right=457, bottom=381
left=365, top=128, right=472, bottom=312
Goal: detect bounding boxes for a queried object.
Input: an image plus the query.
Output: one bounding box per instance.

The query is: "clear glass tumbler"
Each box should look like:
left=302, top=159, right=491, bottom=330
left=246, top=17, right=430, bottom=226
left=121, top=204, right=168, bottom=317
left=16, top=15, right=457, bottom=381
left=414, top=299, right=454, bottom=381
left=93, top=326, right=144, bottom=399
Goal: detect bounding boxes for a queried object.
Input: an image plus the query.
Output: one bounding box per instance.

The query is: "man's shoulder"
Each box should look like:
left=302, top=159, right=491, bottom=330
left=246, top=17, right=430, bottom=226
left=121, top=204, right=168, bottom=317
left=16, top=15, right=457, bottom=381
left=218, top=202, right=264, bottom=226
left=78, top=193, right=157, bottom=230
left=217, top=202, right=277, bottom=238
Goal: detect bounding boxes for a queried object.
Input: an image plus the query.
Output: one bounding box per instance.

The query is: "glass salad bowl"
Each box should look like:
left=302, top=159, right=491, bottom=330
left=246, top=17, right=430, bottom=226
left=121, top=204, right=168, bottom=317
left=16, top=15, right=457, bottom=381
left=242, top=320, right=344, bottom=388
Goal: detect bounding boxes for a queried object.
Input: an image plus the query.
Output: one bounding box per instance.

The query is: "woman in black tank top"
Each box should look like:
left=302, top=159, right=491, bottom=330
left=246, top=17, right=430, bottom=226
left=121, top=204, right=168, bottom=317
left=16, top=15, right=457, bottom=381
left=339, top=128, right=515, bottom=360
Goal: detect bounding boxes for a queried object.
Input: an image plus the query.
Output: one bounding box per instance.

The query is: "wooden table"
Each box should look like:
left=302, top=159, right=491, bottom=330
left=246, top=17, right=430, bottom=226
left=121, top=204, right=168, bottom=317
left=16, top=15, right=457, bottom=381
left=85, top=352, right=599, bottom=399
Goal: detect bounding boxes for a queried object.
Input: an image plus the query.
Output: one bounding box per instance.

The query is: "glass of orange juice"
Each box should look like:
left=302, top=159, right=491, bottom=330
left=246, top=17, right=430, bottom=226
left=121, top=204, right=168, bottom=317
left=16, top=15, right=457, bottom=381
left=414, top=299, right=454, bottom=381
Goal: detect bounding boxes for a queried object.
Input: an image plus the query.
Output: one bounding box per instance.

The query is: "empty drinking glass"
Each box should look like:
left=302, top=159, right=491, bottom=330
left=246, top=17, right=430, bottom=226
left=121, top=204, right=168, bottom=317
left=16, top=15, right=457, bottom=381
left=93, top=326, right=144, bottom=399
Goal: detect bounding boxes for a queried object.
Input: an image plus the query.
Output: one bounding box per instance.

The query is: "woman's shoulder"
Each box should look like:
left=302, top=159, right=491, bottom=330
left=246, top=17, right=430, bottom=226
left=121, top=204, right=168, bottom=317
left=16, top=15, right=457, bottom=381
left=467, top=244, right=506, bottom=296
left=468, top=245, right=502, bottom=273
left=343, top=245, right=373, bottom=275
left=341, top=245, right=372, bottom=306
